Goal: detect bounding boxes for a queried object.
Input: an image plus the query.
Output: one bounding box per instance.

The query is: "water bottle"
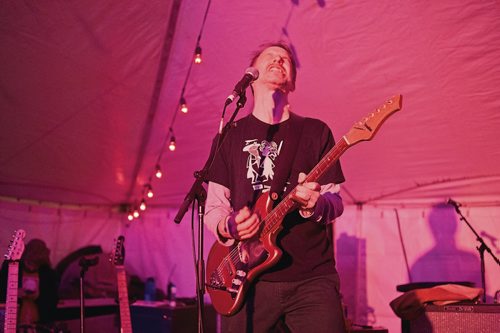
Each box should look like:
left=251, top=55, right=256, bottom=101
left=144, top=277, right=156, bottom=302
left=166, top=282, right=177, bottom=307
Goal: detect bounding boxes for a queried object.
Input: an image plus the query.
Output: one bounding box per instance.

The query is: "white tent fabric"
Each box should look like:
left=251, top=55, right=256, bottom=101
left=1, top=201, right=499, bottom=332
left=1, top=1, right=500, bottom=332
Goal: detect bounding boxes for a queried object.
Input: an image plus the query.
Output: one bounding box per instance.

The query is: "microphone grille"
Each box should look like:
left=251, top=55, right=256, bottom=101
left=245, top=67, right=259, bottom=79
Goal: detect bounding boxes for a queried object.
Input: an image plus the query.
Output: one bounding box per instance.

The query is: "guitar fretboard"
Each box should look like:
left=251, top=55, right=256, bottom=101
left=116, top=266, right=132, bottom=333
left=4, top=262, right=20, bottom=333
left=261, top=138, right=349, bottom=236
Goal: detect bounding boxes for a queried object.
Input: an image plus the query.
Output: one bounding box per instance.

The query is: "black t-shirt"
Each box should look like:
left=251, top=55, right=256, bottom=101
left=207, top=112, right=345, bottom=281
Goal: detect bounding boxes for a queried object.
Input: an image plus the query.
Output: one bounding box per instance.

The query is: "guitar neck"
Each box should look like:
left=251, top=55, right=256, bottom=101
left=116, top=267, right=132, bottom=333
left=261, top=138, right=350, bottom=236
left=4, top=262, right=20, bottom=333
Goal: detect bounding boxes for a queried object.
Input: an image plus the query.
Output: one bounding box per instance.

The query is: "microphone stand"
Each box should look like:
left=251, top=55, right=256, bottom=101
left=449, top=201, right=500, bottom=303
left=78, top=256, right=99, bottom=333
left=174, top=92, right=248, bottom=333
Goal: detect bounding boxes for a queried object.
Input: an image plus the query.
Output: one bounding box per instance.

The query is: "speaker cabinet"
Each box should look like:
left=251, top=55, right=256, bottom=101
left=405, top=304, right=500, bottom=333
left=131, top=301, right=217, bottom=333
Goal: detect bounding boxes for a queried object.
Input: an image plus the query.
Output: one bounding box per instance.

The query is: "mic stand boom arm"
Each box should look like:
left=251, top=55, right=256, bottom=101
left=450, top=202, right=500, bottom=303
left=173, top=91, right=247, bottom=224
left=173, top=92, right=247, bottom=333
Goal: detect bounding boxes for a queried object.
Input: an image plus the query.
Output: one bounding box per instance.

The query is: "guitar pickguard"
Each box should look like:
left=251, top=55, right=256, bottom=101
left=207, top=238, right=269, bottom=298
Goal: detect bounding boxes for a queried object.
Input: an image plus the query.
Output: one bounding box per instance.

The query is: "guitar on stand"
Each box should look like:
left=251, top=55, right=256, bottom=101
left=110, top=236, right=132, bottom=333
left=3, top=229, right=27, bottom=333
left=206, top=95, right=403, bottom=316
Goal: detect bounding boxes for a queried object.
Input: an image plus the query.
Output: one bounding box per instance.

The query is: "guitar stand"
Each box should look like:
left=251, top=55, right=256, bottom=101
left=78, top=256, right=99, bottom=333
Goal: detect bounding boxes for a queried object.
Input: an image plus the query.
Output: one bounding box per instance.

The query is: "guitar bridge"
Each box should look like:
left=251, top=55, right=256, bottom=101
left=206, top=283, right=227, bottom=291
left=206, top=282, right=238, bottom=300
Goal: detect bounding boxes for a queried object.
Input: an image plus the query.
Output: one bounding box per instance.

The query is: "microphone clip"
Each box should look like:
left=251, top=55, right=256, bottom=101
left=447, top=198, right=462, bottom=209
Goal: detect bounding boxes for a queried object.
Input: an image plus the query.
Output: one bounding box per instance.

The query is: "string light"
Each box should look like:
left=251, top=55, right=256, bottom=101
left=180, top=97, right=188, bottom=113
left=194, top=45, right=202, bottom=64
left=124, top=0, right=212, bottom=222
left=169, top=136, right=176, bottom=151
left=155, top=164, right=163, bottom=179
left=145, top=184, right=154, bottom=198
left=168, top=127, right=176, bottom=151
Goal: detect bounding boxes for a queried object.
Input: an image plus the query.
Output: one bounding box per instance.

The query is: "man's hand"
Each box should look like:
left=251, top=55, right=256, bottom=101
left=218, top=206, right=260, bottom=240
left=292, top=172, right=321, bottom=213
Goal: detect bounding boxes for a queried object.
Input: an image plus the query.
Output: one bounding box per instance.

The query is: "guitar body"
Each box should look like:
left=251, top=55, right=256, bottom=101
left=206, top=192, right=284, bottom=316
left=206, top=95, right=403, bottom=316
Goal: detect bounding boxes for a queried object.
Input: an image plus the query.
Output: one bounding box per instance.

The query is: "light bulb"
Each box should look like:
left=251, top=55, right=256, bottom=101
left=155, top=165, right=163, bottom=179
left=146, top=185, right=154, bottom=198
left=180, top=103, right=188, bottom=113
left=194, top=46, right=202, bottom=64
left=140, top=199, right=146, bottom=211
left=180, top=97, right=188, bottom=113
left=169, top=137, right=176, bottom=151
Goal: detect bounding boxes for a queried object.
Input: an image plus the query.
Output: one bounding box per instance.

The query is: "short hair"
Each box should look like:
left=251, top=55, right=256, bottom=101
left=249, top=41, right=297, bottom=90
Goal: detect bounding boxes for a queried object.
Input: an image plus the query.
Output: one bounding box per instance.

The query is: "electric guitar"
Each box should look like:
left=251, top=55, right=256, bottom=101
left=110, top=236, right=132, bottom=333
left=3, top=229, right=27, bottom=333
left=206, top=95, right=403, bottom=316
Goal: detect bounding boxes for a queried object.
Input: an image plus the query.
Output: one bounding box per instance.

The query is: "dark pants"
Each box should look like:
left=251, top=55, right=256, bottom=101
left=222, top=273, right=347, bottom=333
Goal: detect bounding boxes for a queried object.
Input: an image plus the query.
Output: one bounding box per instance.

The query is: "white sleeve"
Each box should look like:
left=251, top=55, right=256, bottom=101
left=205, top=181, right=235, bottom=246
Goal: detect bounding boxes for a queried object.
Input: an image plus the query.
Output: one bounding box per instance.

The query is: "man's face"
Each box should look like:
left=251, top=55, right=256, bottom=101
left=252, top=46, right=295, bottom=92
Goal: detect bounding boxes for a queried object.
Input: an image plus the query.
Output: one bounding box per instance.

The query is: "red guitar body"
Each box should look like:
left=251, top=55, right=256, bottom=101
left=206, top=192, right=282, bottom=316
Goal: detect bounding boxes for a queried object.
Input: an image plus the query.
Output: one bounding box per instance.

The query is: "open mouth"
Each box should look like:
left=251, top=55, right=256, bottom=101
left=268, top=64, right=285, bottom=75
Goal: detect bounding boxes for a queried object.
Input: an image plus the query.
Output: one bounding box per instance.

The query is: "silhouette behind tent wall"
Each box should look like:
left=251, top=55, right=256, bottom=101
left=410, top=203, right=481, bottom=289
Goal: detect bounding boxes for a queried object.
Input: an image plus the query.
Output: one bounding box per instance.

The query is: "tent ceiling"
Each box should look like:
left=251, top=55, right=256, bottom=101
left=1, top=0, right=500, bottom=210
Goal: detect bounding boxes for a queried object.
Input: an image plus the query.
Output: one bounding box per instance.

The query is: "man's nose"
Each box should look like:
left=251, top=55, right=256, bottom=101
left=273, top=56, right=284, bottom=64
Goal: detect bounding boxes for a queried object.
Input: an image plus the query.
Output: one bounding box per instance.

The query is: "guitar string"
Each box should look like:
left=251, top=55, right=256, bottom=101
left=258, top=141, right=347, bottom=236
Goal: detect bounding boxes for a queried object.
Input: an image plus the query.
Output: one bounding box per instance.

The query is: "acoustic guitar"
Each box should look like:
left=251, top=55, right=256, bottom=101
left=206, top=95, right=403, bottom=316
left=3, top=229, right=27, bottom=333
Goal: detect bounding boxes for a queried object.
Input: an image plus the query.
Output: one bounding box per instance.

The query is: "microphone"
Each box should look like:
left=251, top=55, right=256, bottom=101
left=225, top=67, right=259, bottom=104
left=447, top=198, right=462, bottom=208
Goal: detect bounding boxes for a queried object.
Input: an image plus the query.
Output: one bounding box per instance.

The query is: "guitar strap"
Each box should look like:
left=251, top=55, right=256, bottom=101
left=269, top=113, right=306, bottom=203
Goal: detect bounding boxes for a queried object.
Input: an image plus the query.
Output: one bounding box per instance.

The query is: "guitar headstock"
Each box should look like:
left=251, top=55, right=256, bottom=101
left=111, top=235, right=125, bottom=266
left=344, top=95, right=402, bottom=146
left=4, top=229, right=27, bottom=261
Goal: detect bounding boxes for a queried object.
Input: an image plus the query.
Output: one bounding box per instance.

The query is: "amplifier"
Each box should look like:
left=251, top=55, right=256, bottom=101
left=406, top=303, right=500, bottom=333
left=131, top=300, right=217, bottom=333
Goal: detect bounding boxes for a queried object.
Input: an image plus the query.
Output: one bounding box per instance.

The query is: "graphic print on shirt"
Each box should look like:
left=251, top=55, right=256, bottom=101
left=243, top=139, right=283, bottom=192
